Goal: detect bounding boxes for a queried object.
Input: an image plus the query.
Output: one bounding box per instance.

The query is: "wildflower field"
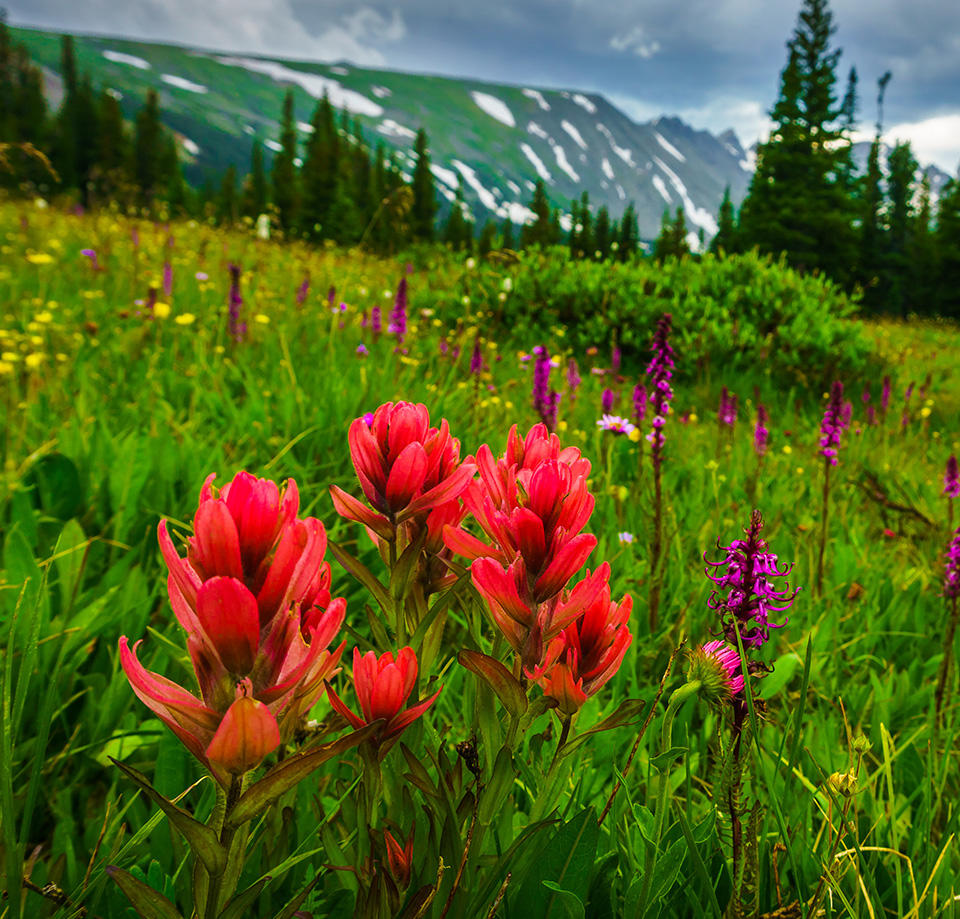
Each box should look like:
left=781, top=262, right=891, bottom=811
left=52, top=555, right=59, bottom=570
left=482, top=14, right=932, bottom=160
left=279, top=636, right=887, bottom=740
left=3, top=200, right=960, bottom=919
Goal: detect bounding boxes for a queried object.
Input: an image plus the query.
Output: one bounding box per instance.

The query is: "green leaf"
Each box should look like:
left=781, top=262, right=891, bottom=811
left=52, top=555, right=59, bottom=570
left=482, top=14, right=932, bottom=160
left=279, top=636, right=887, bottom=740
left=225, top=722, right=381, bottom=829
left=271, top=871, right=323, bottom=919
left=478, top=745, right=515, bottom=826
left=218, top=876, right=271, bottom=919
left=400, top=742, right=440, bottom=799
left=560, top=698, right=647, bottom=757
left=52, top=518, right=88, bottom=614
left=649, top=746, right=689, bottom=772
left=111, top=758, right=227, bottom=877
left=328, top=540, right=392, bottom=613
left=458, top=649, right=527, bottom=717
left=106, top=866, right=185, bottom=919
left=24, top=452, right=84, bottom=521
left=389, top=529, right=426, bottom=602
left=541, top=881, right=586, bottom=919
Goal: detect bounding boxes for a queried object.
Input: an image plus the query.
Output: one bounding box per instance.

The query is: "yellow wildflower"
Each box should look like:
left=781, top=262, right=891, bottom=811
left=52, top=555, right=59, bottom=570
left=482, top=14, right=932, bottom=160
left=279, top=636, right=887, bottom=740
left=26, top=252, right=53, bottom=265
left=0, top=361, right=13, bottom=375
left=153, top=302, right=171, bottom=319
left=254, top=313, right=270, bottom=324
left=24, top=353, right=44, bottom=369
left=782, top=445, right=793, bottom=455
left=175, top=313, right=196, bottom=326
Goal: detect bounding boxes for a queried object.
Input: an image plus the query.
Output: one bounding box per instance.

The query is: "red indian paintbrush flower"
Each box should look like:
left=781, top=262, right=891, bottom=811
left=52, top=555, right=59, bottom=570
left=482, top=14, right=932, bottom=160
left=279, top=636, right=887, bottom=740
left=384, top=826, right=415, bottom=890
left=444, top=423, right=598, bottom=669
left=326, top=647, right=441, bottom=752
left=330, top=402, right=476, bottom=539
left=120, top=471, right=346, bottom=784
left=527, top=564, right=633, bottom=714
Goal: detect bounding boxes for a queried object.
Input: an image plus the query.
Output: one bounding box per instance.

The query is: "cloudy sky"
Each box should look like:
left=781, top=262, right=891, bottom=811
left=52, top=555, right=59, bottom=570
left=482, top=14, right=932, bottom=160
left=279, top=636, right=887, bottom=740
left=9, top=0, right=960, bottom=171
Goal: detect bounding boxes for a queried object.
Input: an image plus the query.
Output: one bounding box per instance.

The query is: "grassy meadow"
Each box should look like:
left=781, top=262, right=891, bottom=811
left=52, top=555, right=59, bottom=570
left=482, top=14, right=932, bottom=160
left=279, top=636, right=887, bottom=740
left=2, top=199, right=960, bottom=918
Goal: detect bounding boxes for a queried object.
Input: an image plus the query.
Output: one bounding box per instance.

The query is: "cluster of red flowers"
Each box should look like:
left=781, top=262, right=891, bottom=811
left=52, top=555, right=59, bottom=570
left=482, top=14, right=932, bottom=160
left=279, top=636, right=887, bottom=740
left=120, top=403, right=634, bottom=783
left=444, top=422, right=633, bottom=713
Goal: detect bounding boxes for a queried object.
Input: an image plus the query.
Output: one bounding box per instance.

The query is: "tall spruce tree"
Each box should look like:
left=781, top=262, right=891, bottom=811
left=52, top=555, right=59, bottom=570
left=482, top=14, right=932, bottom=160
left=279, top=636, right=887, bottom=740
left=594, top=205, right=611, bottom=260
left=933, top=174, right=960, bottom=318
left=443, top=177, right=471, bottom=250
left=858, top=72, right=891, bottom=311
left=271, top=90, right=299, bottom=230
left=300, top=92, right=337, bottom=237
left=522, top=179, right=552, bottom=247
left=709, top=186, right=737, bottom=254
left=242, top=139, right=268, bottom=217
left=133, top=88, right=164, bottom=207
left=908, top=173, right=936, bottom=315
left=617, top=203, right=639, bottom=261
left=738, top=0, right=857, bottom=284
left=886, top=141, right=918, bottom=316
left=410, top=127, right=437, bottom=241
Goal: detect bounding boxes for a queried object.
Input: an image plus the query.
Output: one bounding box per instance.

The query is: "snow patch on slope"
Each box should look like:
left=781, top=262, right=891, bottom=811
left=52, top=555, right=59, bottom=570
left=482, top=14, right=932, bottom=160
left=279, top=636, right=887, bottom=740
left=430, top=163, right=459, bottom=189
left=652, top=175, right=672, bottom=203
left=601, top=158, right=615, bottom=180
left=653, top=156, right=718, bottom=234
left=551, top=143, right=579, bottom=182
left=527, top=121, right=550, bottom=140
left=103, top=50, right=150, bottom=70
left=297, top=121, right=314, bottom=133
left=217, top=56, right=383, bottom=117
left=453, top=160, right=498, bottom=211
left=655, top=132, right=686, bottom=162
left=523, top=88, right=551, bottom=111
left=371, top=85, right=391, bottom=98
left=265, top=139, right=282, bottom=153
left=162, top=74, right=208, bottom=93
left=471, top=91, right=515, bottom=127
left=378, top=119, right=416, bottom=139
left=572, top=93, right=596, bottom=113
left=520, top=143, right=553, bottom=182
left=561, top=120, right=588, bottom=150
left=596, top=123, right=635, bottom=167
left=181, top=137, right=200, bottom=156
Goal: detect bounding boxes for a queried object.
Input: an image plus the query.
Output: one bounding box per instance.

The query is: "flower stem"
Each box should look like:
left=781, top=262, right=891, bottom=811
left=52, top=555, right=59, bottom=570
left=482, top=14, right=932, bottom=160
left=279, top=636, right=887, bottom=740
left=816, top=458, right=831, bottom=596
left=204, top=777, right=242, bottom=919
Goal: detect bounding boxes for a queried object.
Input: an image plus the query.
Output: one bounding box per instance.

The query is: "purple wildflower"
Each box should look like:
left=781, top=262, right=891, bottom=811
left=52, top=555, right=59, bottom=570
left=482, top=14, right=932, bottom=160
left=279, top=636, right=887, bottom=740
left=296, top=276, right=310, bottom=307
left=632, top=384, right=647, bottom=426
left=597, top=415, right=636, bottom=436
left=146, top=287, right=157, bottom=316
left=945, top=528, right=960, bottom=600
left=602, top=388, right=615, bottom=413
left=356, top=344, right=368, bottom=357
left=866, top=405, right=877, bottom=426
left=705, top=509, right=799, bottom=650
left=881, top=376, right=891, bottom=418
left=718, top=386, right=738, bottom=427
left=944, top=456, right=960, bottom=499
left=612, top=345, right=621, bottom=373
left=861, top=387, right=871, bottom=404
left=645, top=313, right=675, bottom=462
left=470, top=338, right=483, bottom=375
left=228, top=264, right=246, bottom=342
left=362, top=412, right=375, bottom=427
left=532, top=345, right=561, bottom=432
left=388, top=278, right=407, bottom=340
left=566, top=359, right=581, bottom=398
left=819, top=381, right=849, bottom=466
left=163, top=261, right=173, bottom=298
left=327, top=286, right=336, bottom=307
left=80, top=248, right=100, bottom=270
left=371, top=305, right=382, bottom=338
left=694, top=640, right=745, bottom=697
left=195, top=271, right=208, bottom=281
left=754, top=404, right=769, bottom=457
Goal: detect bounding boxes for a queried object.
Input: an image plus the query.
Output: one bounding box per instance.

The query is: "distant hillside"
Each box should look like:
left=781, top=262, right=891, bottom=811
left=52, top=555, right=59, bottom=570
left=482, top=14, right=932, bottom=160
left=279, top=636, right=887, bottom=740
left=12, top=25, right=755, bottom=243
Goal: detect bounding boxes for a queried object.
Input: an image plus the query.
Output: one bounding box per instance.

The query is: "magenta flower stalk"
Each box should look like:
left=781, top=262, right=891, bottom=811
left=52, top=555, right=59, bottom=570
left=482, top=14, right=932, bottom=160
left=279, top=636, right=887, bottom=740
left=645, top=313, right=674, bottom=631
left=296, top=276, right=310, bottom=307
left=327, top=285, right=336, bottom=307
left=163, top=261, right=173, bottom=298
left=81, top=248, right=100, bottom=271
left=945, top=455, right=960, bottom=532
left=880, top=375, right=891, bottom=421
left=388, top=278, right=407, bottom=341
left=718, top=386, right=738, bottom=428
left=754, top=404, right=769, bottom=458
left=633, top=384, right=647, bottom=427
left=602, top=388, right=615, bottom=413
left=612, top=344, right=622, bottom=373
left=371, top=305, right=382, bottom=340
left=469, top=338, right=483, bottom=375
left=531, top=345, right=560, bottom=432
left=705, top=509, right=798, bottom=652
left=935, top=526, right=960, bottom=725
left=817, top=381, right=849, bottom=595
left=567, top=358, right=582, bottom=400
left=228, top=264, right=246, bottom=343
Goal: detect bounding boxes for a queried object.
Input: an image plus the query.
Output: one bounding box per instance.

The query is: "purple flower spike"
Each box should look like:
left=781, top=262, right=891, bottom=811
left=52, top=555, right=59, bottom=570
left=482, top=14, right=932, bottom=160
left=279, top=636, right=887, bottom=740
left=532, top=345, right=560, bottom=432
left=612, top=345, right=621, bottom=373
left=371, top=305, right=382, bottom=338
left=819, top=381, right=849, bottom=466
left=296, top=276, right=310, bottom=306
left=228, top=264, right=246, bottom=342
left=754, top=404, right=769, bottom=457
left=162, top=261, right=173, bottom=298
left=80, top=248, right=100, bottom=271
left=705, top=509, right=799, bottom=650
left=944, top=456, right=960, bottom=499
left=470, top=338, right=483, bottom=375
left=881, top=376, right=891, bottom=417
left=388, top=278, right=407, bottom=341
left=945, top=527, right=960, bottom=600
left=566, top=359, right=581, bottom=397
left=645, top=313, right=675, bottom=463
left=632, top=383, right=647, bottom=426
left=602, top=388, right=615, bottom=413
left=719, top=386, right=738, bottom=427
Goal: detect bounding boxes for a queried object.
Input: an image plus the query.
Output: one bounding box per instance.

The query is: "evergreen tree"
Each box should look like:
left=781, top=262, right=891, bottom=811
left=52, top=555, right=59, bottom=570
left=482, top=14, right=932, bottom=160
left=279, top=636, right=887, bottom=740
left=410, top=127, right=437, bottom=241
left=709, top=186, right=737, bottom=254
left=501, top=217, right=515, bottom=250
left=300, top=92, right=337, bottom=237
left=161, top=132, right=185, bottom=214
left=242, top=139, right=268, bottom=217
left=885, top=141, right=917, bottom=316
left=94, top=90, right=129, bottom=201
left=594, top=205, right=611, bottom=260
left=933, top=173, right=960, bottom=318
left=522, top=179, right=552, bottom=247
left=218, top=164, right=238, bottom=225
left=53, top=35, right=79, bottom=189
left=443, top=177, right=471, bottom=249
left=567, top=196, right=580, bottom=257
left=653, top=208, right=690, bottom=261
left=271, top=90, right=299, bottom=231
left=738, top=0, right=857, bottom=283
left=908, top=173, right=936, bottom=315
left=617, top=203, right=639, bottom=261
left=133, top=88, right=164, bottom=207
left=477, top=220, right=496, bottom=257
left=574, top=191, right=593, bottom=258
left=858, top=72, right=892, bottom=310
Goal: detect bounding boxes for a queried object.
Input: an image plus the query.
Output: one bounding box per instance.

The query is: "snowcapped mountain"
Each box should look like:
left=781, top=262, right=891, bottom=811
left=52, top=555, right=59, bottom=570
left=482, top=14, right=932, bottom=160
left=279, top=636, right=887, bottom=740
left=14, top=25, right=754, bottom=239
